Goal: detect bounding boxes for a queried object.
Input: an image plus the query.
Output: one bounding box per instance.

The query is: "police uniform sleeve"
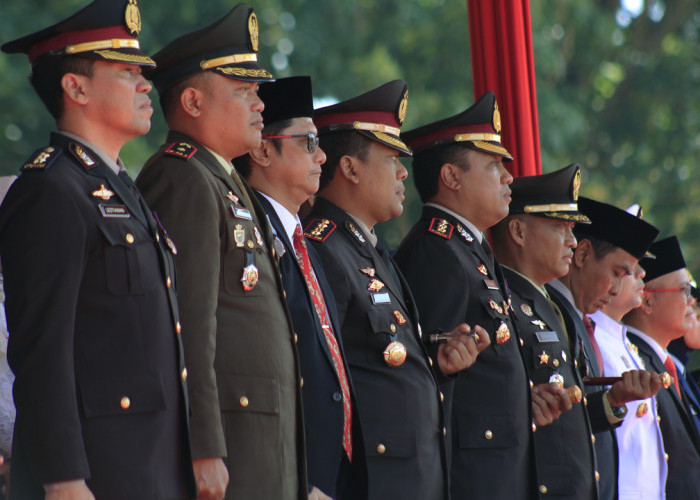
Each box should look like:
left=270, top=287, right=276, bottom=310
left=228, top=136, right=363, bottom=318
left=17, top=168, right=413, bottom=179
left=137, top=158, right=227, bottom=458
left=0, top=174, right=91, bottom=483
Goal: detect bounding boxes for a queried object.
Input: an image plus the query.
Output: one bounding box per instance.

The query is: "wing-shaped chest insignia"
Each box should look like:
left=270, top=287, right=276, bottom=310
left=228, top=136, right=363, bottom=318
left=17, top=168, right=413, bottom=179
left=304, top=218, right=337, bottom=241
left=428, top=218, right=454, bottom=239
left=164, top=142, right=198, bottom=159
left=21, top=146, right=59, bottom=171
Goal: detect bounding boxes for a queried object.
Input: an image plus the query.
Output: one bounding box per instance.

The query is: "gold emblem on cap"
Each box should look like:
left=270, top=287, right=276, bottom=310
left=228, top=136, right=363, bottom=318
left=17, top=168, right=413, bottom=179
left=383, top=341, right=407, bottom=367
left=496, top=322, right=510, bottom=344
left=572, top=169, right=581, bottom=201
left=493, top=102, right=502, bottom=133
left=124, top=0, right=142, bottom=36
left=248, top=11, right=259, bottom=52
left=398, top=89, right=408, bottom=126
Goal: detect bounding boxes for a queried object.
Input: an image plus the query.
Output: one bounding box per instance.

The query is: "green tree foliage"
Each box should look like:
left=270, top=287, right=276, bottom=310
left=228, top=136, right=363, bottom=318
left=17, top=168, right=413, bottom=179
left=2, top=0, right=700, bottom=275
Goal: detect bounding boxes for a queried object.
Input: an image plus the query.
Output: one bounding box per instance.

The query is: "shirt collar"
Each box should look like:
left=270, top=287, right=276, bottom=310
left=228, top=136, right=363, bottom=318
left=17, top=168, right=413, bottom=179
left=425, top=202, right=483, bottom=243
left=258, top=191, right=300, bottom=242
left=58, top=130, right=123, bottom=175
left=205, top=146, right=233, bottom=175
left=589, top=310, right=626, bottom=340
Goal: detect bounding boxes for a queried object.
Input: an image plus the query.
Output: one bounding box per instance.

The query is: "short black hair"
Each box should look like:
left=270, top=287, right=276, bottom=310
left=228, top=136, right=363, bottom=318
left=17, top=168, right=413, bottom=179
left=30, top=55, right=94, bottom=120
left=318, top=130, right=371, bottom=191
left=235, top=118, right=294, bottom=179
left=411, top=143, right=472, bottom=202
left=575, top=232, right=618, bottom=260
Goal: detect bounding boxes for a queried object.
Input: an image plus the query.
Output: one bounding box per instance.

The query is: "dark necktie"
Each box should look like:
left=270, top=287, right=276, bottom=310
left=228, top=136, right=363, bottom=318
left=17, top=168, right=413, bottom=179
left=582, top=315, right=604, bottom=375
left=375, top=241, right=402, bottom=291
left=293, top=226, right=353, bottom=461
left=481, top=237, right=496, bottom=269
left=118, top=170, right=141, bottom=199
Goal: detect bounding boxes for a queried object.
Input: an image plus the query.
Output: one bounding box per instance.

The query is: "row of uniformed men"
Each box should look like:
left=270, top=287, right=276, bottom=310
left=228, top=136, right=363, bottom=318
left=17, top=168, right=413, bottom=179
left=2, top=1, right=700, bottom=500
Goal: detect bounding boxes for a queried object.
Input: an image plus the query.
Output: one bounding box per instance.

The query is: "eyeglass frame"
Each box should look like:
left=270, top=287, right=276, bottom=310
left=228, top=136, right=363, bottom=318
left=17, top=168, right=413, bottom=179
left=644, top=285, right=693, bottom=299
left=262, top=133, right=319, bottom=154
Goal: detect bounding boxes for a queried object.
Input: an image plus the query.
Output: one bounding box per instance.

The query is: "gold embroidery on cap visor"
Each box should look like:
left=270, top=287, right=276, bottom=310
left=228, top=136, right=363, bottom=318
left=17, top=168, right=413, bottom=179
left=214, top=66, right=273, bottom=79
left=94, top=49, right=155, bottom=65
left=65, top=38, right=140, bottom=54
left=125, top=0, right=142, bottom=35
left=523, top=203, right=591, bottom=223
left=248, top=11, right=259, bottom=52
left=200, top=53, right=258, bottom=70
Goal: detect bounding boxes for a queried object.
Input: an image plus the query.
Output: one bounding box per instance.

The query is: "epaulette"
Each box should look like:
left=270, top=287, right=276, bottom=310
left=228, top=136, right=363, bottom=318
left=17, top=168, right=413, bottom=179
left=428, top=218, right=453, bottom=239
left=304, top=218, right=337, bottom=242
left=69, top=142, right=97, bottom=169
left=164, top=142, right=198, bottom=160
left=21, top=146, right=61, bottom=171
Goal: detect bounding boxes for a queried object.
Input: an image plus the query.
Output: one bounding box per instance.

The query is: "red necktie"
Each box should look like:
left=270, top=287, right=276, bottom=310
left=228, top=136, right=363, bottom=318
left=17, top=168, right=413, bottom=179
left=293, top=226, right=353, bottom=461
left=664, top=355, right=682, bottom=398
left=583, top=315, right=604, bottom=375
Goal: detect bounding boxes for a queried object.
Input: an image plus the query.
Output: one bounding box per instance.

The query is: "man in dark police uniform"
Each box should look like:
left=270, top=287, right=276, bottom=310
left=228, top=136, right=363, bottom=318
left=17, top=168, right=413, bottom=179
left=490, top=164, right=599, bottom=499
left=238, top=76, right=367, bottom=499
left=136, top=5, right=305, bottom=500
left=0, top=1, right=196, bottom=498
left=305, top=81, right=487, bottom=500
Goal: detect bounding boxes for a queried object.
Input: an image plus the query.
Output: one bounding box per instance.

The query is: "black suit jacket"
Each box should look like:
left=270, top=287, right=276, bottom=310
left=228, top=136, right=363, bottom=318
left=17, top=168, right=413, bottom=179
left=505, top=269, right=597, bottom=499
left=393, top=206, right=534, bottom=500
left=256, top=193, right=367, bottom=499
left=0, top=133, right=195, bottom=499
left=628, top=330, right=700, bottom=499
left=547, top=284, right=619, bottom=500
left=304, top=198, right=448, bottom=500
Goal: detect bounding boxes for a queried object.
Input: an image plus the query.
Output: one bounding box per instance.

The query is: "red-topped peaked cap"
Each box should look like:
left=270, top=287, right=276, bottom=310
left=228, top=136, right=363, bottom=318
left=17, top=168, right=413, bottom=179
left=402, top=91, right=512, bottom=160
left=2, top=0, right=154, bottom=67
left=314, top=80, right=411, bottom=156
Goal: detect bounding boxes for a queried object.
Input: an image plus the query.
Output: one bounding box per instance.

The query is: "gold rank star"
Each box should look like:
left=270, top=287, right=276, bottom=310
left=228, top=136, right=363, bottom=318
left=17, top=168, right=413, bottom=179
left=539, top=351, right=550, bottom=365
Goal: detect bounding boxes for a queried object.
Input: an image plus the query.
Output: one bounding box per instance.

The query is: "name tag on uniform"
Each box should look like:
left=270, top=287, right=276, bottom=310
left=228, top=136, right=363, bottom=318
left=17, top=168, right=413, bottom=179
left=483, top=279, right=499, bottom=290
left=231, top=205, right=252, bottom=220
left=535, top=331, right=559, bottom=343
left=371, top=292, right=391, bottom=305
left=99, top=204, right=130, bottom=218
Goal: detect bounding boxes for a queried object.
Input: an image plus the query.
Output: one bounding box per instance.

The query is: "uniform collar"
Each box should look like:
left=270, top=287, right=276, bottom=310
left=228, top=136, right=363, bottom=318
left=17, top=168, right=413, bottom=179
left=425, top=202, right=483, bottom=243
left=348, top=213, right=377, bottom=247
left=204, top=146, right=233, bottom=175
left=502, top=265, right=548, bottom=298
left=547, top=278, right=582, bottom=318
left=58, top=130, right=123, bottom=175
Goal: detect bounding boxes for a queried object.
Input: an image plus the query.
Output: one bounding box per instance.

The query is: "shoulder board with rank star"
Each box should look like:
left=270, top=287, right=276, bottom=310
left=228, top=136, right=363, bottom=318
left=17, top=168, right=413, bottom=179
left=69, top=143, right=97, bottom=169
left=164, top=142, right=198, bottom=160
left=428, top=218, right=454, bottom=239
left=304, top=218, right=337, bottom=242
left=21, top=146, right=61, bottom=171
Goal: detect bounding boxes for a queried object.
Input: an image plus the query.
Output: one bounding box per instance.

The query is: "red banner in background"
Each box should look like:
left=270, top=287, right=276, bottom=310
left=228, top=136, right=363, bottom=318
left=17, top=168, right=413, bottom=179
left=468, top=0, right=541, bottom=177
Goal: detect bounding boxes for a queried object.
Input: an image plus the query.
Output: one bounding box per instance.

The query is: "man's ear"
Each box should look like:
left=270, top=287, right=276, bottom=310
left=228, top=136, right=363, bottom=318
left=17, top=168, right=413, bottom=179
left=337, top=155, right=361, bottom=185
left=438, top=163, right=462, bottom=192
left=639, top=290, right=655, bottom=314
left=61, top=73, right=90, bottom=106
left=248, top=140, right=272, bottom=167
left=180, top=87, right=205, bottom=118
left=573, top=238, right=592, bottom=269
left=508, top=217, right=527, bottom=247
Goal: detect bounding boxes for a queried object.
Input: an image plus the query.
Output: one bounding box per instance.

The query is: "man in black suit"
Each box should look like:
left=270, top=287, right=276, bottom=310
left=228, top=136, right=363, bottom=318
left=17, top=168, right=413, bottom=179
left=625, top=236, right=700, bottom=498
left=238, top=76, right=366, bottom=500
left=490, top=164, right=599, bottom=499
left=0, top=1, right=195, bottom=498
left=304, top=80, right=487, bottom=500
left=548, top=197, right=662, bottom=499
left=394, top=91, right=568, bottom=499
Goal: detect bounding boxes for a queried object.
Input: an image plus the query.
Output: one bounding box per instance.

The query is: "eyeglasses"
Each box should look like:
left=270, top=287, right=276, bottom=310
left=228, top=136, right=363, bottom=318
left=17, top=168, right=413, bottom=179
left=262, top=133, right=319, bottom=154
left=645, top=285, right=692, bottom=299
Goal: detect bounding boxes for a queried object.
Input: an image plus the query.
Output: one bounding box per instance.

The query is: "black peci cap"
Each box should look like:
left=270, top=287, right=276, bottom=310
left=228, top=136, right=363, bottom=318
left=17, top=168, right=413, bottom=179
left=575, top=197, right=659, bottom=260
left=2, top=0, right=154, bottom=66
left=314, top=80, right=411, bottom=156
left=149, top=3, right=273, bottom=95
left=642, top=236, right=687, bottom=283
left=259, top=76, right=314, bottom=126
left=509, top=163, right=590, bottom=223
left=402, top=91, right=512, bottom=160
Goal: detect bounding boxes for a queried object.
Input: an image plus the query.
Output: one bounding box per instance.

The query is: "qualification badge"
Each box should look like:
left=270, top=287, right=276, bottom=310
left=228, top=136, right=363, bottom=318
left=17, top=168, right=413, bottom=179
left=367, top=279, right=385, bottom=292
left=234, top=224, right=245, bottom=248
left=520, top=304, right=533, bottom=316
left=254, top=226, right=264, bottom=246
left=91, top=184, right=114, bottom=201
